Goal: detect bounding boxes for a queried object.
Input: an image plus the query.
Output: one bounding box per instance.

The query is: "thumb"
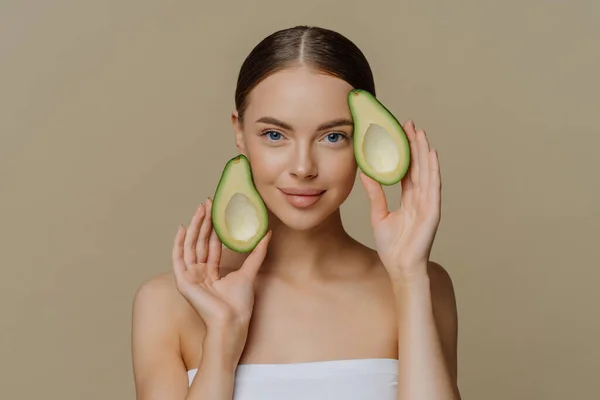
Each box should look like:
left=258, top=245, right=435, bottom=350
left=239, top=230, right=272, bottom=281
left=359, top=171, right=389, bottom=225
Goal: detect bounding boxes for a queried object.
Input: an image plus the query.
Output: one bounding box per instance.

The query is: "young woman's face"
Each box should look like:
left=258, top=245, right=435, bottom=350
left=233, top=66, right=358, bottom=231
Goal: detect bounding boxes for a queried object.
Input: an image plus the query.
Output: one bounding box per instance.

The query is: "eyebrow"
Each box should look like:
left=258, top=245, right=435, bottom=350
left=318, top=118, right=354, bottom=131
left=255, top=116, right=354, bottom=131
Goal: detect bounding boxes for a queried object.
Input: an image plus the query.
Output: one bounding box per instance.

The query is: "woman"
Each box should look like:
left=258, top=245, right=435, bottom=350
left=132, top=25, right=460, bottom=400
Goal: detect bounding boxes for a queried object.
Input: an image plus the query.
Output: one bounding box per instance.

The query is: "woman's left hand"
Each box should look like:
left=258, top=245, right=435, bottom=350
left=359, top=120, right=442, bottom=282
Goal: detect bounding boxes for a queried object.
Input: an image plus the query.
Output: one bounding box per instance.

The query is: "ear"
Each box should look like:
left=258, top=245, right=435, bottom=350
left=231, top=110, right=246, bottom=155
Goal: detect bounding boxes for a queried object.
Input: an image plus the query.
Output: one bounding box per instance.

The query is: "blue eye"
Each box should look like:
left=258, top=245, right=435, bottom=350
left=263, top=130, right=283, bottom=141
left=324, top=133, right=346, bottom=143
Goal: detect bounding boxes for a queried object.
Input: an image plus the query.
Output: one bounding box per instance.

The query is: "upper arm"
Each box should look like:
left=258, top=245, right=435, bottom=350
left=131, top=274, right=189, bottom=400
left=428, top=261, right=459, bottom=384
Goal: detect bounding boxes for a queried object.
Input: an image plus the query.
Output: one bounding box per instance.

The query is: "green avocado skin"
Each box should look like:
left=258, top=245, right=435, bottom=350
left=348, top=89, right=411, bottom=186
left=211, top=154, right=269, bottom=253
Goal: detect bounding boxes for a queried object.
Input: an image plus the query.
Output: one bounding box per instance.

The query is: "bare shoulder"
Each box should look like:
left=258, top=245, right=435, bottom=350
left=131, top=271, right=190, bottom=360
left=427, top=260, right=459, bottom=382
left=132, top=271, right=204, bottom=342
left=426, top=260, right=458, bottom=326
left=132, top=251, right=244, bottom=373
left=133, top=271, right=190, bottom=321
left=427, top=261, right=457, bottom=301
left=131, top=272, right=195, bottom=398
left=132, top=247, right=246, bottom=338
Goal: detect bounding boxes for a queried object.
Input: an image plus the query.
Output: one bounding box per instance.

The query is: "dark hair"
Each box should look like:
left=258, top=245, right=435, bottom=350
left=234, top=25, right=376, bottom=123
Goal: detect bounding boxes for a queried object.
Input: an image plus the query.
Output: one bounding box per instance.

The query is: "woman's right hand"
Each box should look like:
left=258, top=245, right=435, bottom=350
left=172, top=198, right=272, bottom=362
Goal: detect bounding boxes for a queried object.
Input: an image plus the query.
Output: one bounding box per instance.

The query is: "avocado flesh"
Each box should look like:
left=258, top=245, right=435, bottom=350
left=212, top=154, right=268, bottom=253
left=348, top=89, right=410, bottom=186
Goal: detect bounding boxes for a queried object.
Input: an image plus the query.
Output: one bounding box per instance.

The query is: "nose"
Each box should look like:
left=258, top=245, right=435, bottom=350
left=289, top=142, right=318, bottom=180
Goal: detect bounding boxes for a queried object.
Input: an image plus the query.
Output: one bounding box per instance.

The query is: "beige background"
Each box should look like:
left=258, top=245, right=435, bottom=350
left=1, top=0, right=598, bottom=398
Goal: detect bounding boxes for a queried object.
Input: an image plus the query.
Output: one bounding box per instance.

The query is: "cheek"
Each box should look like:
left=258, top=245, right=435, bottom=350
left=321, top=148, right=358, bottom=193
left=340, top=164, right=359, bottom=193
left=248, top=158, right=273, bottom=183
left=327, top=147, right=357, bottom=176
left=245, top=147, right=283, bottom=189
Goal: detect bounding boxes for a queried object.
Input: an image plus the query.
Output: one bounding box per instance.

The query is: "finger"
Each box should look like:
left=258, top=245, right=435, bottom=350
left=239, top=230, right=272, bottom=282
left=196, top=198, right=213, bottom=264
left=400, top=172, right=414, bottom=210
left=417, top=129, right=431, bottom=195
left=206, top=228, right=222, bottom=281
left=430, top=149, right=442, bottom=210
left=404, top=120, right=420, bottom=190
left=359, top=171, right=389, bottom=225
left=184, top=204, right=205, bottom=265
left=172, top=224, right=187, bottom=281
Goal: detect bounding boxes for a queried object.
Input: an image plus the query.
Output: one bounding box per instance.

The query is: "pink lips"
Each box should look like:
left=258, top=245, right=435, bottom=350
left=279, top=187, right=326, bottom=208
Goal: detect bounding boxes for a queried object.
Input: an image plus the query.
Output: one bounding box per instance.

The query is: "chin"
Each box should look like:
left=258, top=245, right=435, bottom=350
left=275, top=210, right=329, bottom=231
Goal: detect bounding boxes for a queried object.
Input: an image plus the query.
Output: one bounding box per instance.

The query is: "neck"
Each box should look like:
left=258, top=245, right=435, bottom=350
left=259, top=209, right=356, bottom=280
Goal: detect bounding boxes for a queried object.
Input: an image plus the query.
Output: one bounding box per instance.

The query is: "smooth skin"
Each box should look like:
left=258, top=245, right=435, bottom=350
left=131, top=65, right=460, bottom=399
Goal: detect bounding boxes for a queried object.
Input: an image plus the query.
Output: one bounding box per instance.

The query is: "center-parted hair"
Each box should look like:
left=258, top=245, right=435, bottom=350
left=234, top=25, right=376, bottom=123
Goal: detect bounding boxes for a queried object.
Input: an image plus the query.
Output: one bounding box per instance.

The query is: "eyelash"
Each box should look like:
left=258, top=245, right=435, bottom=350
left=260, top=129, right=349, bottom=144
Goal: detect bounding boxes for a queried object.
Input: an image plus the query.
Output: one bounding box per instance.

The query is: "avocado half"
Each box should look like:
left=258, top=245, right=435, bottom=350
left=348, top=89, right=410, bottom=186
left=211, top=154, right=268, bottom=253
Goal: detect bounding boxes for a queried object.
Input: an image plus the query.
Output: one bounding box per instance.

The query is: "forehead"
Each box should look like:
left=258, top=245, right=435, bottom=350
left=244, top=67, right=354, bottom=126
